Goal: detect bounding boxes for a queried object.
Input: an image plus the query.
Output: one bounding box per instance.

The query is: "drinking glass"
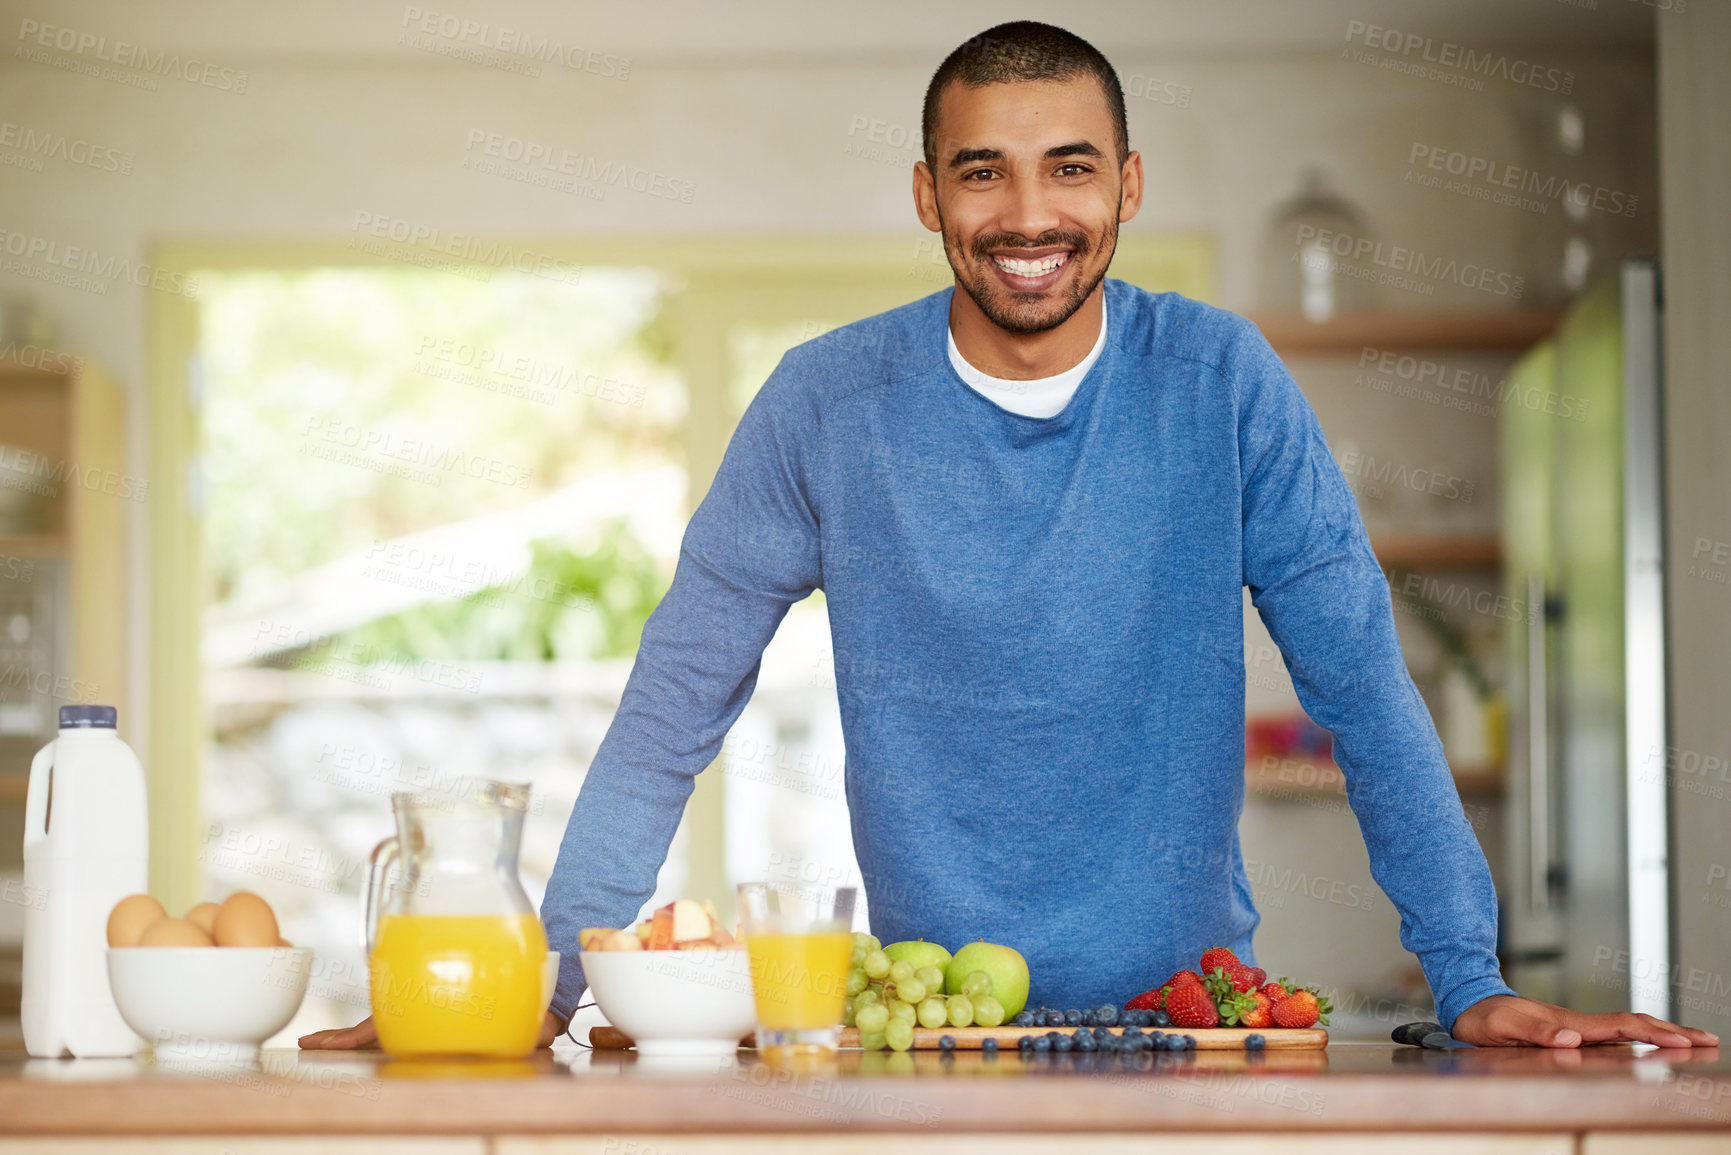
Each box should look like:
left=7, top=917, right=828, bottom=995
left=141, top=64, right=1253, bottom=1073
left=736, top=882, right=858, bottom=1060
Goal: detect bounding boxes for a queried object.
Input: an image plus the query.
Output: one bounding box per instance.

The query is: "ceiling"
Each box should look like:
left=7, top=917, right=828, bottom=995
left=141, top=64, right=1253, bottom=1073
left=0, top=0, right=1653, bottom=65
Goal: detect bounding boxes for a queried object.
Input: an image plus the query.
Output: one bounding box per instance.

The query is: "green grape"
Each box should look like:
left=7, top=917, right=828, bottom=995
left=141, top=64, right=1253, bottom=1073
left=850, top=947, right=868, bottom=968
left=843, top=999, right=857, bottom=1028
left=852, top=931, right=875, bottom=951
left=884, top=1018, right=914, bottom=1052
left=896, top=977, right=927, bottom=1004
left=917, top=996, right=950, bottom=1029
left=855, top=988, right=880, bottom=1007
left=973, top=994, right=1005, bottom=1027
left=886, top=1052, right=915, bottom=1075
left=961, top=970, right=993, bottom=999
left=855, top=1002, right=890, bottom=1035
left=915, top=965, right=945, bottom=991
left=888, top=960, right=915, bottom=985
left=859, top=1030, right=887, bottom=1052
left=846, top=969, right=869, bottom=996
left=864, top=934, right=882, bottom=952
left=889, top=999, right=918, bottom=1025
left=947, top=993, right=975, bottom=1027
left=863, top=951, right=891, bottom=980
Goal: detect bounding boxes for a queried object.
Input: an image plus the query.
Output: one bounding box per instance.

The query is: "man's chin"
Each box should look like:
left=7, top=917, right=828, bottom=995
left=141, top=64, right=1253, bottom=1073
left=963, top=288, right=1088, bottom=335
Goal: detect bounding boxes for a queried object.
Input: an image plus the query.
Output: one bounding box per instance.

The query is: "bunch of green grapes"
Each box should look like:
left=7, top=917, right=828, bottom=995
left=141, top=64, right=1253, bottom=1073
left=842, top=932, right=1005, bottom=1051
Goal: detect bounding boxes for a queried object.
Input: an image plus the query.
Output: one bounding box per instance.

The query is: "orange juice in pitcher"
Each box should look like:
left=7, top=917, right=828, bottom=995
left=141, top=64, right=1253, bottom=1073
left=364, top=781, right=548, bottom=1058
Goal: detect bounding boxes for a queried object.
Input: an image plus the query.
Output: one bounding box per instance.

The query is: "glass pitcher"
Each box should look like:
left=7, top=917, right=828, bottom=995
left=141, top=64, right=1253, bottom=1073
left=364, top=779, right=548, bottom=1058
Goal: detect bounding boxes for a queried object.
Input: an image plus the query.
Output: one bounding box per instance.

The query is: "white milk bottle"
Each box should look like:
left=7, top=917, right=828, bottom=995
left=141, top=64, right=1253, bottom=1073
left=22, top=705, right=148, bottom=1058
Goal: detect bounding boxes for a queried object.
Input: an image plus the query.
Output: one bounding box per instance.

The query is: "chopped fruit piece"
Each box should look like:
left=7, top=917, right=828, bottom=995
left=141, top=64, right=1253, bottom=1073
left=634, top=920, right=654, bottom=945
left=578, top=928, right=611, bottom=952
left=648, top=905, right=676, bottom=950
left=670, top=899, right=711, bottom=944
left=1199, top=946, right=1240, bottom=974
left=1165, top=982, right=1220, bottom=1029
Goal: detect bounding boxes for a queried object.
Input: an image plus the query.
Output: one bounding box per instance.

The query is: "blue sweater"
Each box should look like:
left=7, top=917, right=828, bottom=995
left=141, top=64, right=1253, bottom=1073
left=543, top=278, right=1515, bottom=1031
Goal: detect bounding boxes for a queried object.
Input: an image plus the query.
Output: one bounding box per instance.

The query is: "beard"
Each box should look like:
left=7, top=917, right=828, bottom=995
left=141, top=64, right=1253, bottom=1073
left=939, top=212, right=1117, bottom=335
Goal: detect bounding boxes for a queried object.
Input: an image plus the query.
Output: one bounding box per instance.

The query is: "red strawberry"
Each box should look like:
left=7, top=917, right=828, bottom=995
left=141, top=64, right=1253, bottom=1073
left=1259, top=980, right=1289, bottom=1002
left=1125, top=986, right=1165, bottom=1011
left=1271, top=989, right=1321, bottom=1029
left=1165, top=981, right=1220, bottom=1029
left=1245, top=967, right=1267, bottom=988
left=1199, top=946, right=1239, bottom=974
left=1236, top=990, right=1274, bottom=1029
left=1163, top=969, right=1204, bottom=990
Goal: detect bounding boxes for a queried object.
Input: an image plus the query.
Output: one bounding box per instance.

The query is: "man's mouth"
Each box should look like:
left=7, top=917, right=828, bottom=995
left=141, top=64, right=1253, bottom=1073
left=988, top=249, right=1071, bottom=290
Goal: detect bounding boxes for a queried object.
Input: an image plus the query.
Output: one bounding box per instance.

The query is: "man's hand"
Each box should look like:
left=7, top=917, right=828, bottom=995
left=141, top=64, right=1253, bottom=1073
left=1452, top=995, right=1720, bottom=1048
left=298, top=1010, right=571, bottom=1051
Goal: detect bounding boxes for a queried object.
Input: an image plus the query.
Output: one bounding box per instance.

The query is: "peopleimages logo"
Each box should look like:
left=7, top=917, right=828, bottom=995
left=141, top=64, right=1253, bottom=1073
left=1343, top=20, right=1574, bottom=94
left=15, top=18, right=248, bottom=93
left=1294, top=224, right=1525, bottom=300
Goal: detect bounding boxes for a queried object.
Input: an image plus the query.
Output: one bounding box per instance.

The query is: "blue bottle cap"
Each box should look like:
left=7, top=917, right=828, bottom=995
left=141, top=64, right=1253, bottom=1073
left=59, top=705, right=118, bottom=729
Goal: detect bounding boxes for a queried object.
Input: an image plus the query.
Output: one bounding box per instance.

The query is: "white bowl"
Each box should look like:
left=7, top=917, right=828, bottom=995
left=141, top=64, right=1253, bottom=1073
left=108, top=946, right=314, bottom=1061
left=541, top=950, right=560, bottom=1016
left=579, top=947, right=756, bottom=1057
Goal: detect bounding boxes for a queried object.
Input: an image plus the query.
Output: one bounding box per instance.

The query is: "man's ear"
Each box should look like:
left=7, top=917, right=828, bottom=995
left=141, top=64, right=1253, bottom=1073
left=1119, top=151, right=1145, bottom=225
left=912, top=161, right=942, bottom=233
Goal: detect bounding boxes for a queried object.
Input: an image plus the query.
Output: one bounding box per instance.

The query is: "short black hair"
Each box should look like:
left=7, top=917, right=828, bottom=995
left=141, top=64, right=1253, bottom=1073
left=921, top=21, right=1128, bottom=170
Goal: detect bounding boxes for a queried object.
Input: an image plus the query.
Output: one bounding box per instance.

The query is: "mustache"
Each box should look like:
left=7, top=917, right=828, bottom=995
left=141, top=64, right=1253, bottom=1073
left=968, top=230, right=1091, bottom=261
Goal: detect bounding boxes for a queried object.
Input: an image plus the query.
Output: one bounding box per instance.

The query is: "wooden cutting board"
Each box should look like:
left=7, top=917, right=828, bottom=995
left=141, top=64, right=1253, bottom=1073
left=590, top=1025, right=1326, bottom=1051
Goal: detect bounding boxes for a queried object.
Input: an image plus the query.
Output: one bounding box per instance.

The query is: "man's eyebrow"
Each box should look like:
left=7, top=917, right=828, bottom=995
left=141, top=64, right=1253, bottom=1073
left=1044, top=141, right=1103, bottom=160
left=948, top=147, right=1004, bottom=169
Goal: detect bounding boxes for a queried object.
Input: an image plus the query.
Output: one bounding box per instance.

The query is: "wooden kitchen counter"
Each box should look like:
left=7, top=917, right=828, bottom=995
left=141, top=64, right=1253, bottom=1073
left=0, top=1042, right=1727, bottom=1154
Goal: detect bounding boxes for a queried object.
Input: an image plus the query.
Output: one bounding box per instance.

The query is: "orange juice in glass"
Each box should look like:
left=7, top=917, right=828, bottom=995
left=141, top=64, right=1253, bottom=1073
left=738, top=882, right=858, bottom=1060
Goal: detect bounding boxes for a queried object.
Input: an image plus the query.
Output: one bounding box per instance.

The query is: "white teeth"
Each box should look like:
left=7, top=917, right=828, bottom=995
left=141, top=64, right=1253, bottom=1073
left=993, top=252, right=1068, bottom=277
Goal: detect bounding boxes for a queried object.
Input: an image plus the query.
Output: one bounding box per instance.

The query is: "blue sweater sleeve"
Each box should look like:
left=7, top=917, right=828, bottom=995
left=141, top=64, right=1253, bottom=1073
left=1229, top=321, right=1515, bottom=1032
left=539, top=362, right=822, bottom=1020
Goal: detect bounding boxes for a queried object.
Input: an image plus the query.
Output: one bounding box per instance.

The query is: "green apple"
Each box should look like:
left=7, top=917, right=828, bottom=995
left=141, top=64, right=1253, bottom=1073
left=882, top=939, right=952, bottom=971
left=944, top=940, right=1029, bottom=1019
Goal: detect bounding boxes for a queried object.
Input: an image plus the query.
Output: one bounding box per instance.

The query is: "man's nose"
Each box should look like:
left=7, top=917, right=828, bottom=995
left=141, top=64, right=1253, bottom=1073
left=997, top=163, right=1062, bottom=240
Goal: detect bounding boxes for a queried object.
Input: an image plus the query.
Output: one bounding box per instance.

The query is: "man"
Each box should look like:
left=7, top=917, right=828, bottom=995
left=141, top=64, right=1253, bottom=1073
left=304, top=21, right=1714, bottom=1051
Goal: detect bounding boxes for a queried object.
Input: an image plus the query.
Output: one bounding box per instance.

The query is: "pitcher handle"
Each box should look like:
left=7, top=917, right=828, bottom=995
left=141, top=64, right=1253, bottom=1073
left=363, top=835, right=400, bottom=956
left=23, top=739, right=55, bottom=849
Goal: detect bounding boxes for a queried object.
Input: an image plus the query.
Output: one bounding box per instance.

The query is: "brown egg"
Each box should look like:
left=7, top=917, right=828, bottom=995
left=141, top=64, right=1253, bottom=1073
left=213, top=891, right=279, bottom=947
left=106, top=894, right=168, bottom=947
left=139, top=917, right=215, bottom=947
left=185, top=901, right=220, bottom=934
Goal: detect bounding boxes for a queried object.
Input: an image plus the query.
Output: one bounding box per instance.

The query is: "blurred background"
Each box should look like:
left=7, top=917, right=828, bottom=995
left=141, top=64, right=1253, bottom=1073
left=0, top=0, right=1726, bottom=1045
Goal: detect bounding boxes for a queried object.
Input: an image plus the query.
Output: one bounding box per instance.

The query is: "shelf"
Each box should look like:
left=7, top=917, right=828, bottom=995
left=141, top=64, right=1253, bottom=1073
left=1252, top=311, right=1562, bottom=354
left=1369, top=535, right=1501, bottom=571
left=0, top=535, right=68, bottom=559
left=1247, top=757, right=1504, bottom=798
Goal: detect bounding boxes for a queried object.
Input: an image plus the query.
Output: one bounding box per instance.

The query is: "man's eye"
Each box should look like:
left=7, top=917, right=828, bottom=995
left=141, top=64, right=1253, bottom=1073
left=1055, top=163, right=1092, bottom=177
left=962, top=168, right=999, bottom=182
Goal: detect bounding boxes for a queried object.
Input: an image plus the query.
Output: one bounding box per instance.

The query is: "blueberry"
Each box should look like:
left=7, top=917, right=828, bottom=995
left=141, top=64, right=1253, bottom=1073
left=1245, top=1034, right=1265, bottom=1052
left=982, top=1038, right=999, bottom=1054
left=1164, top=1035, right=1185, bottom=1052
left=1151, top=1010, right=1172, bottom=1028
left=1053, top=1035, right=1073, bottom=1052
left=1074, top=1033, right=1095, bottom=1052
left=1012, top=1011, right=1034, bottom=1027
left=1184, top=1035, right=1198, bottom=1051
left=1094, top=1026, right=1112, bottom=1039
left=1080, top=1010, right=1098, bottom=1027
left=1128, top=1009, right=1150, bottom=1027
left=1018, top=1035, right=1035, bottom=1051
left=1064, top=1010, right=1084, bottom=1027
left=1032, top=1035, right=1052, bottom=1052
left=1096, top=1005, right=1119, bottom=1027
left=1123, top=1024, right=1142, bottom=1037
left=1150, top=1031, right=1165, bottom=1046
left=1043, top=1009, right=1065, bottom=1027
left=938, top=1035, right=956, bottom=1051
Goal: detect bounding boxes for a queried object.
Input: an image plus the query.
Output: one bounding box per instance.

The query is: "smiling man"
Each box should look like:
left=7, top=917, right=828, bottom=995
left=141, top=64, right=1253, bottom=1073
left=304, top=21, right=1715, bottom=1053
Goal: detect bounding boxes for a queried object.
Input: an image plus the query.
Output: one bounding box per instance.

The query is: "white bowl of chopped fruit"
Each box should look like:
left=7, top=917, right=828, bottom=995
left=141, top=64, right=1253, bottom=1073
left=580, top=899, right=757, bottom=1058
